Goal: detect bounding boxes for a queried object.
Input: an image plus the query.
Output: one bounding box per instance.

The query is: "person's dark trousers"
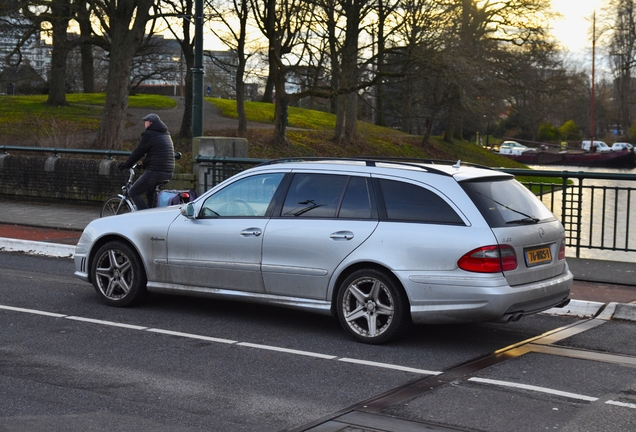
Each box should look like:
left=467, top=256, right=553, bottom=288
left=128, top=169, right=173, bottom=210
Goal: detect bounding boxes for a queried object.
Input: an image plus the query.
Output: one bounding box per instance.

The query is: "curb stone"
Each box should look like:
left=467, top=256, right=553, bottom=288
left=543, top=300, right=604, bottom=319
left=613, top=303, right=636, bottom=321
left=0, top=238, right=75, bottom=259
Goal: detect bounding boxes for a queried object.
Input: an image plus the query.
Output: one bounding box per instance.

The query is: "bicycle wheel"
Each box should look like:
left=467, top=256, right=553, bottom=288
left=101, top=196, right=133, bottom=217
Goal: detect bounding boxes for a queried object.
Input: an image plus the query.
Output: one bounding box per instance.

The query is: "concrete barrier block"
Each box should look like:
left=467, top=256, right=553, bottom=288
left=612, top=303, right=636, bottom=322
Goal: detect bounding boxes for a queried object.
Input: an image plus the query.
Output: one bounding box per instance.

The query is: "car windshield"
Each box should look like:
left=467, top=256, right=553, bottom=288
left=461, top=178, right=556, bottom=227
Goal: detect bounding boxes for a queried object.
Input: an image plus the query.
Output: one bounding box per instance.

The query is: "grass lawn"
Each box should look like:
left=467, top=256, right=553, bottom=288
left=1, top=93, right=528, bottom=172
left=0, top=94, right=178, bottom=142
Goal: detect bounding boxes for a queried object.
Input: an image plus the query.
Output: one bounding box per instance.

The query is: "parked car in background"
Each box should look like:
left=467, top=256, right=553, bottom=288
left=611, top=142, right=633, bottom=151
left=582, top=140, right=612, bottom=152
left=499, top=141, right=536, bottom=155
left=74, top=158, right=572, bottom=344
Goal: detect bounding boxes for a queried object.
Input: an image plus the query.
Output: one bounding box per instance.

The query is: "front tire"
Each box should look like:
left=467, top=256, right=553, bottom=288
left=336, top=269, right=410, bottom=344
left=101, top=196, right=133, bottom=217
left=91, top=241, right=147, bottom=307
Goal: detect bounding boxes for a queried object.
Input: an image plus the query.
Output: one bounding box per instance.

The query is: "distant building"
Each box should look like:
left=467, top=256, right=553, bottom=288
left=204, top=50, right=262, bottom=100
left=0, top=60, right=46, bottom=94
left=1, top=29, right=259, bottom=99
left=0, top=23, right=50, bottom=93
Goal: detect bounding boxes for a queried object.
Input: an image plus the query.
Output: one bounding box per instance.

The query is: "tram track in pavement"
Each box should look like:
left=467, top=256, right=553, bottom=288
left=291, top=316, right=636, bottom=432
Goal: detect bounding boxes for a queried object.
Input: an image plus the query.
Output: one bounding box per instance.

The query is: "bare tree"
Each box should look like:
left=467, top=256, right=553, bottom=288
left=155, top=0, right=198, bottom=139
left=0, top=1, right=40, bottom=70
left=17, top=0, right=75, bottom=105
left=501, top=42, right=572, bottom=140
left=605, top=0, right=636, bottom=137
left=130, top=37, right=180, bottom=92
left=250, top=0, right=309, bottom=144
left=439, top=0, right=554, bottom=141
left=91, top=0, right=155, bottom=149
left=331, top=0, right=375, bottom=144
left=381, top=0, right=453, bottom=144
left=371, top=0, right=402, bottom=127
left=207, top=0, right=253, bottom=136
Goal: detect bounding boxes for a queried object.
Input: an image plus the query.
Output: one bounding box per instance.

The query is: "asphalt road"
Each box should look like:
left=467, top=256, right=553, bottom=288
left=2, top=252, right=636, bottom=431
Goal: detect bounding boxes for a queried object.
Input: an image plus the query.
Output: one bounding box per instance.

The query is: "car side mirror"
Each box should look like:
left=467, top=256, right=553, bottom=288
left=180, top=202, right=195, bottom=219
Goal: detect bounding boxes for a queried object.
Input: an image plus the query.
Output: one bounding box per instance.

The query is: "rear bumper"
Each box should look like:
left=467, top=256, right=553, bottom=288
left=401, top=267, right=573, bottom=325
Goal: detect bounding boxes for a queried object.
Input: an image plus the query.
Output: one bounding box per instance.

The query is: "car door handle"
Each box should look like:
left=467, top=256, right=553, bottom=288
left=330, top=231, right=354, bottom=240
left=240, top=228, right=262, bottom=237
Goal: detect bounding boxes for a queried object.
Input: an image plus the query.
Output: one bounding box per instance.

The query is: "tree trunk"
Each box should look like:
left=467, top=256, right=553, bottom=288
left=261, top=0, right=287, bottom=144
left=77, top=2, right=94, bottom=93
left=46, top=0, right=71, bottom=106
left=334, top=93, right=346, bottom=143
left=236, top=0, right=249, bottom=136
left=333, top=1, right=360, bottom=145
left=178, top=42, right=194, bottom=139
left=374, top=0, right=386, bottom=127
left=236, top=56, right=248, bottom=136
left=80, top=43, right=95, bottom=93
left=343, top=92, right=358, bottom=142
left=97, top=49, right=135, bottom=149
left=94, top=0, right=154, bottom=150
left=619, top=72, right=631, bottom=135
left=261, top=68, right=274, bottom=103
left=421, top=118, right=433, bottom=147
left=272, top=58, right=288, bottom=144
left=179, top=62, right=194, bottom=139
left=328, top=26, right=339, bottom=115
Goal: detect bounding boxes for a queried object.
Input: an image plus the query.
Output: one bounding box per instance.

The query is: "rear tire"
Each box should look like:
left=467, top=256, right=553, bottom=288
left=336, top=269, right=410, bottom=344
left=91, top=241, right=147, bottom=307
left=101, top=196, right=133, bottom=217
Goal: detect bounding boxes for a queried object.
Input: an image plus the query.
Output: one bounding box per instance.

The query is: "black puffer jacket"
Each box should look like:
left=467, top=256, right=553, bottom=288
left=121, top=119, right=175, bottom=173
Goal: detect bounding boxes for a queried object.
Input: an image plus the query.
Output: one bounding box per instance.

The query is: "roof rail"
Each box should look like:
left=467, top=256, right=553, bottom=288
left=359, top=156, right=495, bottom=170
left=257, top=156, right=495, bottom=176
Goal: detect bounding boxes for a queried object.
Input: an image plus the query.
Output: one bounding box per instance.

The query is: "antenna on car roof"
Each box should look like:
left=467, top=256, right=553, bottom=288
left=453, top=160, right=461, bottom=168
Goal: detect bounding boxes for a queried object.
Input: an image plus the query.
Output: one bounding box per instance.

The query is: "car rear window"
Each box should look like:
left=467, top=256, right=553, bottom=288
left=377, top=179, right=464, bottom=225
left=461, top=178, right=556, bottom=227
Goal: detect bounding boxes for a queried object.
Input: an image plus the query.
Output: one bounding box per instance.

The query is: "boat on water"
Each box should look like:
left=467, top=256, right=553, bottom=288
left=498, top=140, right=636, bottom=167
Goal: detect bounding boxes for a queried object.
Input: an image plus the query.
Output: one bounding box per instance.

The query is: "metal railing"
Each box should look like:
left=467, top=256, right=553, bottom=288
left=195, top=156, right=268, bottom=190
left=196, top=157, right=636, bottom=258
left=505, top=168, right=636, bottom=258
left=0, top=145, right=182, bottom=160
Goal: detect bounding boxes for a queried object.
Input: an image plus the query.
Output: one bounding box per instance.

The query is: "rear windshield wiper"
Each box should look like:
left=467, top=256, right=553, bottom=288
left=506, top=216, right=540, bottom=224
left=475, top=192, right=539, bottom=224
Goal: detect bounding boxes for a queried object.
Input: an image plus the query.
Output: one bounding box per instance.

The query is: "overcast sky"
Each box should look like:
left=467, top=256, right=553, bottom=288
left=551, top=0, right=603, bottom=52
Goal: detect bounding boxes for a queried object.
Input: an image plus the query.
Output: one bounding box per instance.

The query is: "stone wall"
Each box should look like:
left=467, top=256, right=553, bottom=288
left=0, top=154, right=196, bottom=204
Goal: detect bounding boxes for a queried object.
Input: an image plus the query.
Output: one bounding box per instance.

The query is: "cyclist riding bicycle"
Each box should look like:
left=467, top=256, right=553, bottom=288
left=118, top=113, right=175, bottom=210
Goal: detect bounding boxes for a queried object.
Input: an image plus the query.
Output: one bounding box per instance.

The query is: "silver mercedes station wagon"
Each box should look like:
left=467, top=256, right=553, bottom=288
left=74, top=158, right=572, bottom=344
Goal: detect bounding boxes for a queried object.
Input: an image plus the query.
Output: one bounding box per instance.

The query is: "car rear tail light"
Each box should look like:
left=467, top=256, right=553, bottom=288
left=558, top=236, right=566, bottom=260
left=458, top=245, right=517, bottom=273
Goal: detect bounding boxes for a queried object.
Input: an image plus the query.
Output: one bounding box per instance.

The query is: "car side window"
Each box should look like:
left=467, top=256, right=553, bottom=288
left=378, top=179, right=464, bottom=225
left=201, top=173, right=284, bottom=217
left=338, top=176, right=372, bottom=219
left=282, top=173, right=349, bottom=218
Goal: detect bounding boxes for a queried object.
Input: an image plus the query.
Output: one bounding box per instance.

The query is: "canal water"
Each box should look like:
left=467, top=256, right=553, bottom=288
left=527, top=165, right=636, bottom=263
